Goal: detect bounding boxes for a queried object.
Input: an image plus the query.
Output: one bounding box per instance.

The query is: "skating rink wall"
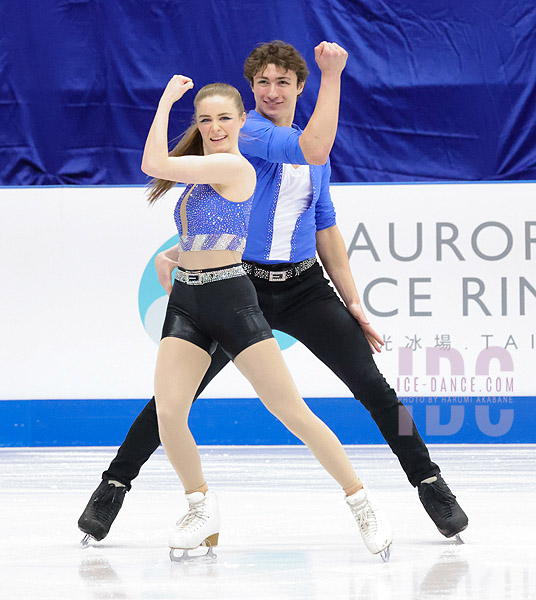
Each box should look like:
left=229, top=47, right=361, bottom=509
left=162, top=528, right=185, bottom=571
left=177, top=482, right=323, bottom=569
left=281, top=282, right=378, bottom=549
left=1, top=182, right=535, bottom=446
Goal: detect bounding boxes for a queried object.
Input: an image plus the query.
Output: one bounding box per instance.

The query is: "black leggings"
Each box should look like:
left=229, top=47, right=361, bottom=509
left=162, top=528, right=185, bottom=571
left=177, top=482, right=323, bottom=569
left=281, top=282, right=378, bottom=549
left=104, top=262, right=439, bottom=488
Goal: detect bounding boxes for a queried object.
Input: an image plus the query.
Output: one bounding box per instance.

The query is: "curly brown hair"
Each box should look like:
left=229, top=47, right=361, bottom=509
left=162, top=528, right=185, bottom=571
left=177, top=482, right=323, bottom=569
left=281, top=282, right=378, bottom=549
left=243, top=40, right=309, bottom=88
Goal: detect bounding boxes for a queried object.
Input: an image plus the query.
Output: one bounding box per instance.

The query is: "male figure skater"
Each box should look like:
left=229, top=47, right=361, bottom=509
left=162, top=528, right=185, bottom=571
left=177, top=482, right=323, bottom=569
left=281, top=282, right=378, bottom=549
left=79, top=40, right=468, bottom=544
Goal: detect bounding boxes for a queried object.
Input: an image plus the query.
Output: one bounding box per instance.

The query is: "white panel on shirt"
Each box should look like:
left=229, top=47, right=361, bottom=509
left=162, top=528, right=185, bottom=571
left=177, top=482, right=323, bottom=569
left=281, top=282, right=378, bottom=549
left=268, top=164, right=312, bottom=261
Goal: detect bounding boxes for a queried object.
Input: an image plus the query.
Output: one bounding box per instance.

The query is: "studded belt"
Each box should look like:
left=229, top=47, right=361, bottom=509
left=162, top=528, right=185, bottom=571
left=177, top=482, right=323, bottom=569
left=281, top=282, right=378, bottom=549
left=242, top=257, right=317, bottom=282
left=174, top=264, right=245, bottom=285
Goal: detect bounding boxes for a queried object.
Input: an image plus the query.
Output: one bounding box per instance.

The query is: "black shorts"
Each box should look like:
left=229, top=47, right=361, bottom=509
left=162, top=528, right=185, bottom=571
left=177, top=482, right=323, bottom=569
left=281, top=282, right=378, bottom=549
left=161, top=264, right=274, bottom=360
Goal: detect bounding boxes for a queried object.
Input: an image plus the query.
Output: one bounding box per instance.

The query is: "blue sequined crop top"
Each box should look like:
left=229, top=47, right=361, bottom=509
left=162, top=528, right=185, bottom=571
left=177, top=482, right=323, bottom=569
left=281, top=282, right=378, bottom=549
left=174, top=184, right=253, bottom=252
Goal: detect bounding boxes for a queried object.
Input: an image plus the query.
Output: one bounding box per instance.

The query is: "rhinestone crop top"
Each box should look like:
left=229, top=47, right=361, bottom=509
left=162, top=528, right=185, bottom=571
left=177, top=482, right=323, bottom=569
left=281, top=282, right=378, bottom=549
left=174, top=184, right=253, bottom=252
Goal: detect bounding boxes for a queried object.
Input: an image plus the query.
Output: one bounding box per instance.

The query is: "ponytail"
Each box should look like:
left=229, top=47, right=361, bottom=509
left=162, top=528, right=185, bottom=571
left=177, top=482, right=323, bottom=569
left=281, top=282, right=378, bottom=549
left=146, top=123, right=204, bottom=205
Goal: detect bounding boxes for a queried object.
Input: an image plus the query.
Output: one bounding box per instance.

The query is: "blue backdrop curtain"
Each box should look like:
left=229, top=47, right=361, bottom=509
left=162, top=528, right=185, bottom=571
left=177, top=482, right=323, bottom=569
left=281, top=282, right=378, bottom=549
left=1, top=0, right=535, bottom=185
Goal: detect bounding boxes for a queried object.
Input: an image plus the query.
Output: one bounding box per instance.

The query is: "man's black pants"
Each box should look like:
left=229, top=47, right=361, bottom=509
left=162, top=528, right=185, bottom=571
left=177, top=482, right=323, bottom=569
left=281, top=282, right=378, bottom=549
left=103, top=262, right=439, bottom=488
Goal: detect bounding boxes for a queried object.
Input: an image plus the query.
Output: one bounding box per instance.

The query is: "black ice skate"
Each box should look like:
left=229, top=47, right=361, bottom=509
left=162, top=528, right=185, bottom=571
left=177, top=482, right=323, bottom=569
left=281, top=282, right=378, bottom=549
left=78, top=479, right=128, bottom=547
left=418, top=475, right=468, bottom=543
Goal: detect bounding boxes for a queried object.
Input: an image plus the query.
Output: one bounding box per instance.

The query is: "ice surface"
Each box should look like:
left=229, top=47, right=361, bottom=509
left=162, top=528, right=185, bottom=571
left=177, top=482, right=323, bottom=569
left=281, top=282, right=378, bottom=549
left=1, top=445, right=535, bottom=599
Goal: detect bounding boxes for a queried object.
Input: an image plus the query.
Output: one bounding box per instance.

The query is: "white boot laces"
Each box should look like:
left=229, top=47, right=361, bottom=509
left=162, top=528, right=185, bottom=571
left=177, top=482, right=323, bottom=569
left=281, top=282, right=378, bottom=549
left=176, top=500, right=208, bottom=532
left=353, top=498, right=379, bottom=537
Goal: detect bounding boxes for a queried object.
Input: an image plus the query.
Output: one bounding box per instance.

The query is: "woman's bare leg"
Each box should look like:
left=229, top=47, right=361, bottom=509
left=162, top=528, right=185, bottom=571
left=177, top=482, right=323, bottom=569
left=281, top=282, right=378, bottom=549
left=154, top=337, right=212, bottom=492
left=234, top=338, right=361, bottom=493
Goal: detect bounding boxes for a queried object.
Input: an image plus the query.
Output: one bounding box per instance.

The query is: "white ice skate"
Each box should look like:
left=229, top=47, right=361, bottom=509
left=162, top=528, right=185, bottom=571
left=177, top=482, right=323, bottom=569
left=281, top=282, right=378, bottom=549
left=169, top=491, right=220, bottom=562
left=346, top=486, right=393, bottom=561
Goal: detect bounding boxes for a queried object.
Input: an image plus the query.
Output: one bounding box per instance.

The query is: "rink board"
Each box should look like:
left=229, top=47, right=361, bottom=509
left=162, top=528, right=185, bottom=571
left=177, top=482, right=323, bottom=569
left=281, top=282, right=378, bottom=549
left=0, top=396, right=534, bottom=447
left=1, top=182, right=535, bottom=445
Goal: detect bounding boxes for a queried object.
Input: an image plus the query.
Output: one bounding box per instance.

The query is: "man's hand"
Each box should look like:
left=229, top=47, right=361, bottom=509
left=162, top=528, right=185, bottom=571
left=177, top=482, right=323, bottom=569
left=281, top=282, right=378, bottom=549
left=347, top=301, right=384, bottom=354
left=314, top=42, right=348, bottom=76
left=155, top=251, right=178, bottom=295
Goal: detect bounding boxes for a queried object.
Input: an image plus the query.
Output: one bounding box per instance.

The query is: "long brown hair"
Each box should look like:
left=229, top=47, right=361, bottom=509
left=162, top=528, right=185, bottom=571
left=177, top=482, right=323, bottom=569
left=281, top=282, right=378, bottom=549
left=147, top=83, right=245, bottom=205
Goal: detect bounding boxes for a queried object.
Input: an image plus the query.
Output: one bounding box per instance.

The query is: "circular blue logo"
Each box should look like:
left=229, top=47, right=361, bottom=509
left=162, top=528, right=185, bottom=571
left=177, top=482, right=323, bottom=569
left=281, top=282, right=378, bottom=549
left=138, top=237, right=298, bottom=351
left=138, top=235, right=179, bottom=345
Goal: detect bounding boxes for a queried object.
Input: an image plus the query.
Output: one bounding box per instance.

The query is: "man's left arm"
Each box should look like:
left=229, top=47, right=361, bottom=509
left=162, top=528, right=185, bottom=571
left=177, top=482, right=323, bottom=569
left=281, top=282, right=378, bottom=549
left=316, top=224, right=384, bottom=353
left=299, top=42, right=348, bottom=165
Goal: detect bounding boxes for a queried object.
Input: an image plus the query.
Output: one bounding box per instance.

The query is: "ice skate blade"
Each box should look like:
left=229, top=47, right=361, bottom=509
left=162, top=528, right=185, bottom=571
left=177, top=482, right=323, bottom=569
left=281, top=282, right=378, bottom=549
left=169, top=545, right=217, bottom=563
left=439, top=522, right=468, bottom=542
left=380, top=544, right=391, bottom=562
left=80, top=534, right=92, bottom=549
left=169, top=533, right=219, bottom=563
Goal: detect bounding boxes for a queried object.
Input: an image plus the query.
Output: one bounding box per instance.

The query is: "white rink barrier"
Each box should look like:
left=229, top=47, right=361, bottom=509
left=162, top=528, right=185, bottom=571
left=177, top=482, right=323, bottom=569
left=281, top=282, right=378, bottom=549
left=1, top=182, right=534, bottom=445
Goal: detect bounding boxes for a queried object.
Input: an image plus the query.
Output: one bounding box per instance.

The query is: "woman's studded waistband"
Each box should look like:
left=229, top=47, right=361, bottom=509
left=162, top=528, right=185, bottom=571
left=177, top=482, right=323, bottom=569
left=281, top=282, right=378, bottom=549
left=174, top=264, right=246, bottom=285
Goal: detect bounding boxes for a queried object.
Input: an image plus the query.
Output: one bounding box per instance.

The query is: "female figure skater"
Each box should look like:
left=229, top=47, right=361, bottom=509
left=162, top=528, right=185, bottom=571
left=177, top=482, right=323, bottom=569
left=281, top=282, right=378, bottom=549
left=141, top=75, right=392, bottom=560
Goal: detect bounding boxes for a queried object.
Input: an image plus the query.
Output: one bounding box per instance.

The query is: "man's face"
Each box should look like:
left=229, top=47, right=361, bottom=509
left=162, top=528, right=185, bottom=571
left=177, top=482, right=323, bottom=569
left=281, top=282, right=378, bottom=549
left=251, top=64, right=305, bottom=127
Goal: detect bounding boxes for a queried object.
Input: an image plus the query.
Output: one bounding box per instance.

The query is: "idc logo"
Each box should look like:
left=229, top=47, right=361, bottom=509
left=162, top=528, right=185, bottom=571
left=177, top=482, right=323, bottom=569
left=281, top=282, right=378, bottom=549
left=138, top=236, right=298, bottom=350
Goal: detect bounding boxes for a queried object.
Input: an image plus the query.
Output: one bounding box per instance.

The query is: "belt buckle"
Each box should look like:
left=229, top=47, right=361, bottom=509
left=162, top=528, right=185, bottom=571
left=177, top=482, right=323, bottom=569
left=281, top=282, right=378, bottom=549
left=268, top=270, right=287, bottom=282
left=187, top=273, right=201, bottom=284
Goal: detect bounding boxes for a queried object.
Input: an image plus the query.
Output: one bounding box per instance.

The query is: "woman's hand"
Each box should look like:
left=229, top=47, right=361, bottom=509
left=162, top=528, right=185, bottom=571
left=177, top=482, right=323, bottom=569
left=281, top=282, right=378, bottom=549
left=160, top=75, right=194, bottom=106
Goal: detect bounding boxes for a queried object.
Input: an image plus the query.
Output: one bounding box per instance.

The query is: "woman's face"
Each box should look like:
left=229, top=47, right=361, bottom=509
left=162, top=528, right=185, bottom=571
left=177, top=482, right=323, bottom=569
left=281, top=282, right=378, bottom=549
left=195, top=95, right=245, bottom=155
